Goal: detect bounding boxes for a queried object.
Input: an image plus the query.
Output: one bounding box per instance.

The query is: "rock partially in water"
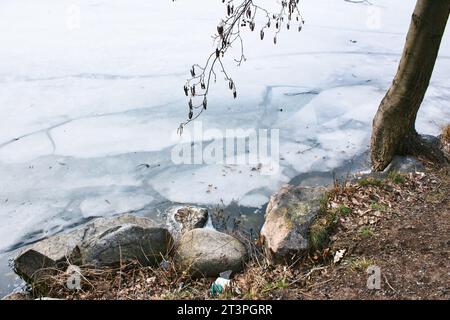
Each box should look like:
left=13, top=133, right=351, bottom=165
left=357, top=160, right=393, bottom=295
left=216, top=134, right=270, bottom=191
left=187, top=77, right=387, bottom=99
left=1, top=291, right=33, bottom=300
left=14, top=230, right=85, bottom=289
left=14, top=214, right=173, bottom=290
left=260, top=185, right=326, bottom=264
left=174, top=228, right=247, bottom=277
left=387, top=156, right=425, bottom=174
left=80, top=215, right=173, bottom=267
left=167, top=206, right=208, bottom=238
left=439, top=129, right=450, bottom=157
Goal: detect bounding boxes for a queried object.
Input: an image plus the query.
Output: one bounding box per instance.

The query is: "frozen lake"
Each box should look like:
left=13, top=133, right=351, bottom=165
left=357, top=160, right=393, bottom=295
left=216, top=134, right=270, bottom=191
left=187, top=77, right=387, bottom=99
left=0, top=0, right=449, bottom=296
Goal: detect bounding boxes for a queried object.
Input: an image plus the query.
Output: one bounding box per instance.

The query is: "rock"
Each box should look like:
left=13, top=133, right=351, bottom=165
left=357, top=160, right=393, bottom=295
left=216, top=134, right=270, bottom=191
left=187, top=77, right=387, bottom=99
left=14, top=230, right=85, bottom=289
left=14, top=214, right=173, bottom=290
left=167, top=206, right=208, bottom=238
left=174, top=229, right=247, bottom=277
left=260, top=185, right=325, bottom=264
left=1, top=292, right=33, bottom=300
left=387, top=156, right=424, bottom=174
left=81, top=218, right=173, bottom=267
left=441, top=139, right=450, bottom=158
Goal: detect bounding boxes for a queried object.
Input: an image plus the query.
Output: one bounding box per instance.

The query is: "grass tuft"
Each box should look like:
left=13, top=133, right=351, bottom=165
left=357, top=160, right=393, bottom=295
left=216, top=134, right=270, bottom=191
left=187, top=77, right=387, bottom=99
left=371, top=201, right=387, bottom=212
left=338, top=205, right=352, bottom=216
left=388, top=171, right=405, bottom=184
left=348, top=257, right=375, bottom=272
left=359, top=226, right=373, bottom=238
left=309, top=192, right=339, bottom=252
left=357, top=178, right=383, bottom=187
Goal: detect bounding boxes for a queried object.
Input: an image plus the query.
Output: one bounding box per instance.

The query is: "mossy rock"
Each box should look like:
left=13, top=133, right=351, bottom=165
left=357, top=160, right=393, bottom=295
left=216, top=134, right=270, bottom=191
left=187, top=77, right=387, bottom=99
left=260, top=185, right=326, bottom=264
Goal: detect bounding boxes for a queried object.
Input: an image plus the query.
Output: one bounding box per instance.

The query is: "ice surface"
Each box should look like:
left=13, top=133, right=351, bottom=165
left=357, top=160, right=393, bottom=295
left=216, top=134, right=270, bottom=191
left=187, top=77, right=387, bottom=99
left=0, top=0, right=449, bottom=296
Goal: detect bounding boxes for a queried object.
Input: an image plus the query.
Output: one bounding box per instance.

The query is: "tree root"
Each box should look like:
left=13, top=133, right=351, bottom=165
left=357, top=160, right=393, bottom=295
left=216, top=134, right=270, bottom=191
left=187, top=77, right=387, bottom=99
left=406, top=134, right=449, bottom=166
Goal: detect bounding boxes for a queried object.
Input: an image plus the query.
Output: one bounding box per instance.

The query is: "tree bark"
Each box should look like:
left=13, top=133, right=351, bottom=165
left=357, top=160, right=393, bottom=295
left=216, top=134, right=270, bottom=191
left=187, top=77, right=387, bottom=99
left=371, top=0, right=450, bottom=171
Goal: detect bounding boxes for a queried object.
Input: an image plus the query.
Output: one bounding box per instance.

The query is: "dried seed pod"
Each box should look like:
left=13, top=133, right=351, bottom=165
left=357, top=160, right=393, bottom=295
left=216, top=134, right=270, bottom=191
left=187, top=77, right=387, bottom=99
left=217, top=24, right=224, bottom=37
left=188, top=110, right=193, bottom=119
left=260, top=29, right=265, bottom=40
left=183, top=86, right=189, bottom=96
left=203, top=97, right=207, bottom=110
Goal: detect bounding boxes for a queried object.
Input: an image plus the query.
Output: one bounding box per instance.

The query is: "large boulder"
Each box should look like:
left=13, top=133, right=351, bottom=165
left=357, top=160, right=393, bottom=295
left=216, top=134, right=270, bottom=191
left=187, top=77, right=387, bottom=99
left=440, top=129, right=450, bottom=157
left=14, top=230, right=85, bottom=288
left=80, top=217, right=172, bottom=267
left=260, top=185, right=325, bottom=264
left=174, top=229, right=247, bottom=277
left=166, top=206, right=209, bottom=238
left=1, top=292, right=33, bottom=300
left=14, top=214, right=173, bottom=289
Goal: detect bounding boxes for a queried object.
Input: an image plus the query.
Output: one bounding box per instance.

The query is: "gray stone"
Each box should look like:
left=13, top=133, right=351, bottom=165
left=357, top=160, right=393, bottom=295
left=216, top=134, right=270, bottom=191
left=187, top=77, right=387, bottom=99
left=175, top=229, right=247, bottom=277
left=14, top=214, right=173, bottom=289
left=167, top=206, right=208, bottom=237
left=1, top=292, right=33, bottom=300
left=14, top=230, right=85, bottom=289
left=81, top=222, right=173, bottom=267
left=387, top=156, right=424, bottom=174
left=439, top=130, right=450, bottom=155
left=260, top=185, right=325, bottom=264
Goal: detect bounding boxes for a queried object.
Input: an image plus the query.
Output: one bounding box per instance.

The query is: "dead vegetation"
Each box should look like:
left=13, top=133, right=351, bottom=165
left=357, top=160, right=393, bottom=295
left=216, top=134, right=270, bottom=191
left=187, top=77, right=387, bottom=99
left=441, top=124, right=450, bottom=156
left=441, top=124, right=450, bottom=143
left=22, top=162, right=449, bottom=300
left=307, top=164, right=449, bottom=299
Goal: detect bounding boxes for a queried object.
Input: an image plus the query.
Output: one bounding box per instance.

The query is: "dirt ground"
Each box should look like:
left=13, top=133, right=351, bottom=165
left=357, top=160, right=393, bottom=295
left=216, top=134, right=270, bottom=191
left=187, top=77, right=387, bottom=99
left=22, top=162, right=449, bottom=301
left=304, top=165, right=449, bottom=300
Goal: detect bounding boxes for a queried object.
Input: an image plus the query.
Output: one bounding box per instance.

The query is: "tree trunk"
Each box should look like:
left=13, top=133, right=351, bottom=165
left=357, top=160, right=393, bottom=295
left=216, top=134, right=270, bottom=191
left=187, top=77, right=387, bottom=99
left=371, top=0, right=450, bottom=171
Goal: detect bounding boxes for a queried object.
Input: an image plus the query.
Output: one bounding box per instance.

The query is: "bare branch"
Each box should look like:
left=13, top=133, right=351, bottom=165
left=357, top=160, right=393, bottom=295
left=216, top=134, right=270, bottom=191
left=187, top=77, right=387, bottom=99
left=178, top=0, right=304, bottom=134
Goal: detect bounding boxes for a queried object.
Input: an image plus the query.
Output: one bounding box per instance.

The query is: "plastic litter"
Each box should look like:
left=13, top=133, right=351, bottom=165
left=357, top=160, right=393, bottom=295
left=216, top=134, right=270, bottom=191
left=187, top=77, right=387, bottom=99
left=210, top=270, right=232, bottom=296
left=159, top=259, right=171, bottom=271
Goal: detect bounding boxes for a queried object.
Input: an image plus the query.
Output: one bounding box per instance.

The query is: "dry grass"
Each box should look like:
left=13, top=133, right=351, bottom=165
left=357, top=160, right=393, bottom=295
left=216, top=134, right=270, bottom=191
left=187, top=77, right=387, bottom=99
left=441, top=124, right=450, bottom=156
left=441, top=124, right=450, bottom=144
left=17, top=162, right=450, bottom=300
left=346, top=257, right=375, bottom=272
